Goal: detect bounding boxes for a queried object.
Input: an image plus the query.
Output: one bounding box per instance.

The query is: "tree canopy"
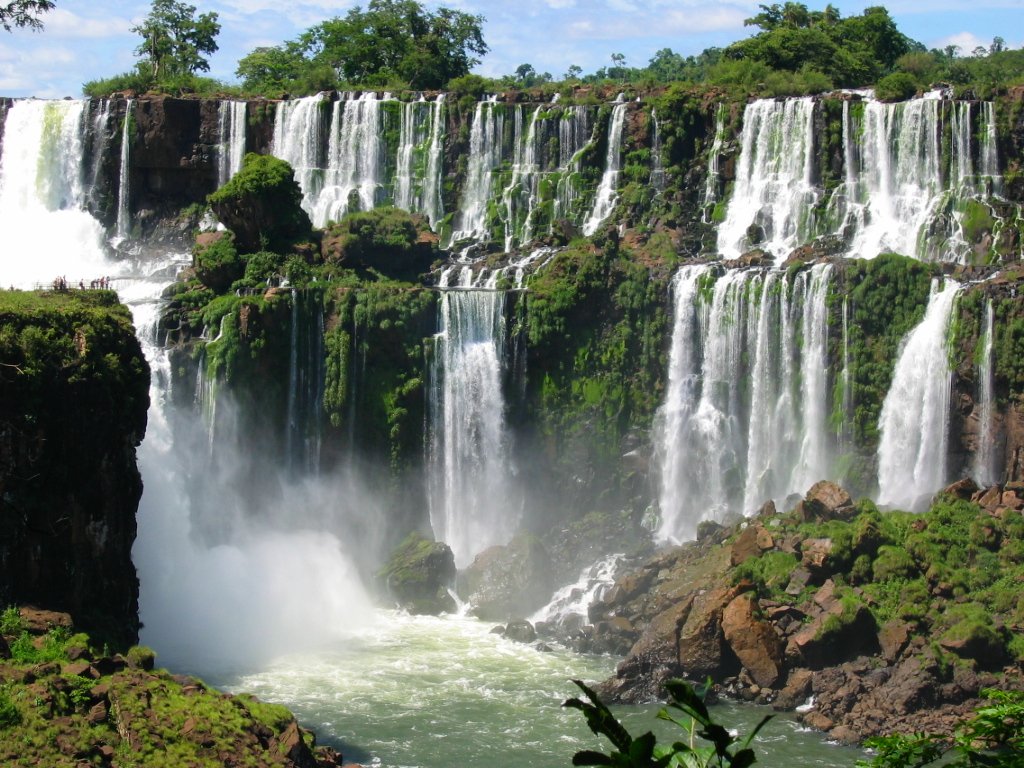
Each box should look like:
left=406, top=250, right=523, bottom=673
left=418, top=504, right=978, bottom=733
left=132, top=0, right=220, bottom=80
left=725, top=3, right=918, bottom=87
left=236, top=0, right=487, bottom=92
left=0, top=0, right=54, bottom=32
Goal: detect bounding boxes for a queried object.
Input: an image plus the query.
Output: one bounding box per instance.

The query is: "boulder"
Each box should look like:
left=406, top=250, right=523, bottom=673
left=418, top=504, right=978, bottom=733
left=18, top=608, right=73, bottom=635
left=721, top=592, right=784, bottom=688
left=774, top=668, right=814, bottom=710
left=786, top=595, right=878, bottom=668
left=800, top=538, right=835, bottom=579
left=677, top=586, right=739, bottom=680
left=377, top=533, right=456, bottom=616
left=800, top=481, right=854, bottom=521
left=943, top=478, right=979, bottom=500
left=878, top=621, right=912, bottom=663
left=458, top=534, right=555, bottom=622
left=503, top=619, right=537, bottom=644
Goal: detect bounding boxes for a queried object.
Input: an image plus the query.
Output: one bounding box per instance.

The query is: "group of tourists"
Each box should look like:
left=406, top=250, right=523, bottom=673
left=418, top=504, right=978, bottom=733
left=51, top=276, right=112, bottom=291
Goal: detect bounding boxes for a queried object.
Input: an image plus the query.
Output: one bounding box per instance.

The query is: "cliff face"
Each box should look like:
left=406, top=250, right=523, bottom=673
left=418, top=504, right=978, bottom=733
left=0, top=290, right=149, bottom=649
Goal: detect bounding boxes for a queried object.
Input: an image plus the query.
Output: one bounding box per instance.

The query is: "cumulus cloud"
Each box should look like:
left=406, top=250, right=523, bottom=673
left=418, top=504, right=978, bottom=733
left=932, top=31, right=990, bottom=55
left=43, top=8, right=134, bottom=39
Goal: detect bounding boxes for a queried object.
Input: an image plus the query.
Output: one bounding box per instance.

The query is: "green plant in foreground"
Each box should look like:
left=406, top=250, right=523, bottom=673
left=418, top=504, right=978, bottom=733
left=857, top=690, right=1024, bottom=768
left=564, top=679, right=770, bottom=767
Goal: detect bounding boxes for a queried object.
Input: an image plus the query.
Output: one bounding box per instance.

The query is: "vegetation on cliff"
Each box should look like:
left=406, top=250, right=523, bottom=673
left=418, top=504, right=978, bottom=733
left=0, top=290, right=148, bottom=649
left=0, top=607, right=342, bottom=767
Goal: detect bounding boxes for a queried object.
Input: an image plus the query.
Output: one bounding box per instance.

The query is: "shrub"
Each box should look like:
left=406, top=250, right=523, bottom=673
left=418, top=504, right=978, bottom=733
left=193, top=232, right=243, bottom=294
left=875, top=72, right=919, bottom=101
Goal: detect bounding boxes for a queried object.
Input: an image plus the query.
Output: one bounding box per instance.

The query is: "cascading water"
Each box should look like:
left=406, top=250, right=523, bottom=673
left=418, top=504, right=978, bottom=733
left=876, top=279, right=962, bottom=510
left=217, top=100, right=247, bottom=187
left=286, top=289, right=325, bottom=476
left=500, top=106, right=542, bottom=251
left=980, top=101, right=1002, bottom=196
left=429, top=286, right=518, bottom=568
left=450, top=96, right=504, bottom=246
left=701, top=103, right=727, bottom=222
left=717, top=98, right=818, bottom=263
left=655, top=263, right=834, bottom=542
left=272, top=94, right=328, bottom=221
left=85, top=99, right=113, bottom=210
left=114, top=99, right=134, bottom=242
left=583, top=99, right=626, bottom=236
left=553, top=105, right=594, bottom=226
left=530, top=553, right=624, bottom=630
left=650, top=109, right=665, bottom=193
left=0, top=99, right=110, bottom=286
left=972, top=298, right=997, bottom=487
left=313, top=92, right=387, bottom=225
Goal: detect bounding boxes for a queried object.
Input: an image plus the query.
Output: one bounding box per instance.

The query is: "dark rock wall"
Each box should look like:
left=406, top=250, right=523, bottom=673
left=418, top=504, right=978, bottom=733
left=0, top=292, right=149, bottom=649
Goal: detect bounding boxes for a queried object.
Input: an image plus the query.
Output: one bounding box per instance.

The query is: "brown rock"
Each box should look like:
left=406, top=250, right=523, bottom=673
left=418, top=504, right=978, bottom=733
left=803, top=481, right=854, bottom=521
left=18, top=607, right=73, bottom=635
left=721, top=592, right=784, bottom=688
left=1001, top=489, right=1024, bottom=511
left=86, top=700, right=108, bottom=725
left=62, top=660, right=97, bottom=679
left=678, top=586, right=741, bottom=680
left=801, top=538, right=835, bottom=577
left=976, top=485, right=1003, bottom=511
left=879, top=621, right=912, bottom=663
left=802, top=711, right=835, bottom=731
left=774, top=668, right=814, bottom=710
left=785, top=567, right=812, bottom=596
left=730, top=526, right=764, bottom=566
left=758, top=499, right=777, bottom=518
left=943, top=478, right=979, bottom=500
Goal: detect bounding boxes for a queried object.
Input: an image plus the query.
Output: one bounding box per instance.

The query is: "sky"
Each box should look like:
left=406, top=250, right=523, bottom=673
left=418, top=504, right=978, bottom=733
left=0, top=0, right=1020, bottom=98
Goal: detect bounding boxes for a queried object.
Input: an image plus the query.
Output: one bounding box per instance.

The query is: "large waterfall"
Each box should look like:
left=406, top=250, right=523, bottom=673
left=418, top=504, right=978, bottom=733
left=583, top=100, right=627, bottom=236
left=720, top=94, right=1006, bottom=265
left=717, top=98, right=818, bottom=262
left=973, top=299, right=998, bottom=487
left=0, top=99, right=110, bottom=285
left=656, top=262, right=834, bottom=541
left=217, top=100, right=247, bottom=187
left=429, top=283, right=518, bottom=568
left=876, top=279, right=962, bottom=510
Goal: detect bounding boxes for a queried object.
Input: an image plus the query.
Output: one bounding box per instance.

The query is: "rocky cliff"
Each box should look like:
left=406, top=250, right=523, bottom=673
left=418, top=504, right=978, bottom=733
left=0, top=289, right=148, bottom=649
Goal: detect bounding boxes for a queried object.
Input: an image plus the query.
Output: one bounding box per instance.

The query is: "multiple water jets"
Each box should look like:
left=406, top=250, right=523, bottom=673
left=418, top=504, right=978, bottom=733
left=720, top=94, right=1005, bottom=266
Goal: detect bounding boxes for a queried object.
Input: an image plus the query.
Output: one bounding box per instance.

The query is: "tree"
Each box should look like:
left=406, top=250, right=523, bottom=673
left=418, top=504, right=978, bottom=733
left=132, top=0, right=220, bottom=80
left=565, top=64, right=582, bottom=80
left=294, top=0, right=487, bottom=90
left=0, top=0, right=54, bottom=32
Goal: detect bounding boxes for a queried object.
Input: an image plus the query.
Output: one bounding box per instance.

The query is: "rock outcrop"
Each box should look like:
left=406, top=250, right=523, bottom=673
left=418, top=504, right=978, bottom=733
left=0, top=290, right=149, bottom=649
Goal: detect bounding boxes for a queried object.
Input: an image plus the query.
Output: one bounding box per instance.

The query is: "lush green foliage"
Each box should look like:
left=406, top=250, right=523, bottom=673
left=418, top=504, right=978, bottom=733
left=132, top=0, right=220, bottom=80
left=192, top=232, right=242, bottom=293
left=236, top=0, right=487, bottom=93
left=322, top=207, right=434, bottom=276
left=207, top=153, right=312, bottom=253
left=565, top=679, right=770, bottom=767
left=874, top=71, right=918, bottom=101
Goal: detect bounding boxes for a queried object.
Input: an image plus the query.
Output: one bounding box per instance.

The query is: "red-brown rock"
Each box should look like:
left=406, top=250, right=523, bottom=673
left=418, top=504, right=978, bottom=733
left=721, top=592, right=784, bottom=688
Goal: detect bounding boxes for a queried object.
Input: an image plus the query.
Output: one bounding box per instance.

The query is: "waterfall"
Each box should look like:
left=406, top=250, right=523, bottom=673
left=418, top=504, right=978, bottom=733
left=312, top=92, right=387, bottom=226
left=717, top=98, right=818, bottom=263
left=0, top=99, right=110, bottom=286
left=877, top=279, right=962, bottom=510
left=114, top=99, right=134, bottom=242
left=650, top=109, right=665, bottom=193
left=844, top=98, right=944, bottom=261
left=972, top=299, right=997, bottom=487
left=286, top=289, right=324, bottom=476
left=86, top=99, right=113, bottom=209
left=980, top=101, right=1002, bottom=196
left=450, top=96, right=504, bottom=247
left=394, top=98, right=421, bottom=214
left=423, top=95, right=446, bottom=227
left=429, top=287, right=518, bottom=567
left=583, top=100, right=627, bottom=236
left=217, top=100, right=247, bottom=187
left=272, top=94, right=327, bottom=222
left=951, top=101, right=973, bottom=190
left=839, top=294, right=852, bottom=452
left=530, top=553, right=624, bottom=629
left=656, top=263, right=835, bottom=542
left=501, top=106, right=542, bottom=251
left=701, top=104, right=726, bottom=221
left=553, top=105, right=594, bottom=226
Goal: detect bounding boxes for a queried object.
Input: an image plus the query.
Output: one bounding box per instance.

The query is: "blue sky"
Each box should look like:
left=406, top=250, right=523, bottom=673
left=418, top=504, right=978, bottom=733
left=0, top=0, right=1020, bottom=97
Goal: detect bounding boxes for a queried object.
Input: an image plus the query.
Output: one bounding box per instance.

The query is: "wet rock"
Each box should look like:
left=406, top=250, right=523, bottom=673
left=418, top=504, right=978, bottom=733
left=503, top=619, right=537, bottom=644
left=974, top=485, right=1003, bottom=511
left=721, top=592, right=783, bottom=688
left=800, top=538, right=834, bottom=579
left=459, top=534, right=555, bottom=622
left=678, top=586, right=739, bottom=681
left=377, top=533, right=456, bottom=616
left=774, top=668, right=813, bottom=710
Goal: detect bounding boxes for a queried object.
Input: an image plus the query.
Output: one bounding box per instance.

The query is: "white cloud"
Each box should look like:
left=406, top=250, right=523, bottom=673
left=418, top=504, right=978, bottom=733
left=43, top=9, right=133, bottom=39
left=931, top=31, right=989, bottom=55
